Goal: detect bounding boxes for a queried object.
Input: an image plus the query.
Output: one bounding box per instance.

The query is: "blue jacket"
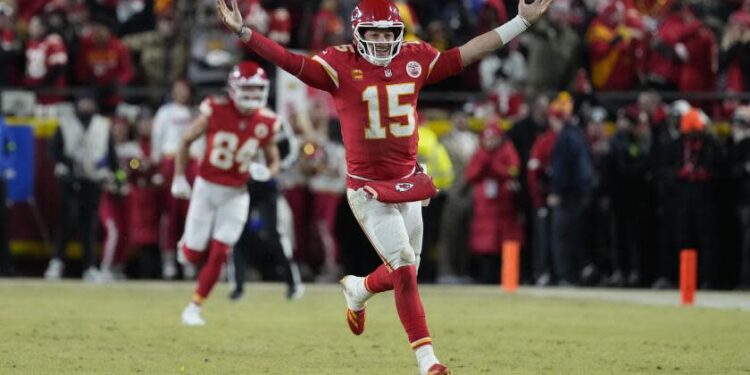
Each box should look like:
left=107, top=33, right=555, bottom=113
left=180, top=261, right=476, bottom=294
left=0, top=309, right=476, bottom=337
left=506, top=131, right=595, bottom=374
left=0, top=119, right=11, bottom=180
left=550, top=124, right=594, bottom=195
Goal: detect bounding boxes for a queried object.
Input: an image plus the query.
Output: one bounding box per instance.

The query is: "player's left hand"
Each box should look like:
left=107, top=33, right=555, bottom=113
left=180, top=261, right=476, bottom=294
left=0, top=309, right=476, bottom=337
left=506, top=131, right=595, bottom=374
left=217, top=0, right=244, bottom=34
left=249, top=162, right=272, bottom=182
left=171, top=175, right=192, bottom=199
left=519, top=0, right=554, bottom=24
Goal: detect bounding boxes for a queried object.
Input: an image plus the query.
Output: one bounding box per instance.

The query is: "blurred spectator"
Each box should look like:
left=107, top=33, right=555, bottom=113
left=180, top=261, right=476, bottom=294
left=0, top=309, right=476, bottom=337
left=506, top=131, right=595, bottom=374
left=730, top=106, right=750, bottom=289
left=608, top=108, right=653, bottom=287
left=98, top=114, right=135, bottom=281
left=24, top=15, right=68, bottom=104
left=123, top=111, right=164, bottom=278
left=0, top=116, right=14, bottom=276
left=585, top=1, right=645, bottom=91
left=188, top=0, right=241, bottom=85
left=476, top=0, right=508, bottom=34
left=664, top=108, right=723, bottom=288
left=548, top=93, right=594, bottom=285
left=525, top=1, right=583, bottom=96
left=581, top=106, right=614, bottom=285
left=242, top=0, right=292, bottom=46
left=75, top=15, right=134, bottom=113
left=647, top=3, right=717, bottom=98
left=123, top=11, right=188, bottom=89
left=310, top=0, right=345, bottom=50
left=527, top=116, right=558, bottom=286
left=302, top=98, right=346, bottom=282
left=508, top=95, right=548, bottom=281
left=394, top=0, right=422, bottom=41
left=44, top=94, right=119, bottom=281
left=721, top=3, right=750, bottom=92
left=465, top=122, right=522, bottom=284
left=417, top=124, right=454, bottom=281
left=425, top=20, right=450, bottom=51
left=151, top=80, right=201, bottom=279
left=0, top=3, right=22, bottom=86
left=436, top=111, right=478, bottom=284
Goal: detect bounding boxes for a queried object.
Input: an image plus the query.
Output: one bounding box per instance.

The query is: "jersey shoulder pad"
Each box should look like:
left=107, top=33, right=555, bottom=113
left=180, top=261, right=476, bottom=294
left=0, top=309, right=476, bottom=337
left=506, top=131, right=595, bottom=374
left=199, top=95, right=230, bottom=116
left=258, top=108, right=282, bottom=134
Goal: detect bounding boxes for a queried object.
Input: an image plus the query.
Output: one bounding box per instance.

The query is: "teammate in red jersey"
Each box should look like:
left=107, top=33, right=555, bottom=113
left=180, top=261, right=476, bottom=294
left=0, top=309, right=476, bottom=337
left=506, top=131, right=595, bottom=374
left=219, top=0, right=552, bottom=372
left=172, top=60, right=282, bottom=326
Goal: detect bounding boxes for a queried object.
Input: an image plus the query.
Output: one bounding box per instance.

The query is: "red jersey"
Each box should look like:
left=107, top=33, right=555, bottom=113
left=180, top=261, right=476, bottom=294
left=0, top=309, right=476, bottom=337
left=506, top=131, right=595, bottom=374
left=25, top=34, right=68, bottom=103
left=198, top=96, right=279, bottom=187
left=312, top=41, right=461, bottom=186
left=75, top=35, right=133, bottom=86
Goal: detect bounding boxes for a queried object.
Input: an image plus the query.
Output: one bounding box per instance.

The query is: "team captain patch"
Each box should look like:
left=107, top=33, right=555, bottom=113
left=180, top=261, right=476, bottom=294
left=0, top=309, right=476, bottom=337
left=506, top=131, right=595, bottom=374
left=406, top=61, right=422, bottom=78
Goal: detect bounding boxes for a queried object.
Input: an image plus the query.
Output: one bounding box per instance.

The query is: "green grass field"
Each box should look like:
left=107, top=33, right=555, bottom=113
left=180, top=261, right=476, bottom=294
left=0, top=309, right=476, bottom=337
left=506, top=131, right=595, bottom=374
left=1, top=281, right=748, bottom=375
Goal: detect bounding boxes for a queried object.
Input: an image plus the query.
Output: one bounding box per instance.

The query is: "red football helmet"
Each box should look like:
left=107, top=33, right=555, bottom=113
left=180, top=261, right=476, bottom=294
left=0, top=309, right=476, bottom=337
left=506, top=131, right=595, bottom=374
left=228, top=61, right=270, bottom=111
left=351, top=0, right=404, bottom=66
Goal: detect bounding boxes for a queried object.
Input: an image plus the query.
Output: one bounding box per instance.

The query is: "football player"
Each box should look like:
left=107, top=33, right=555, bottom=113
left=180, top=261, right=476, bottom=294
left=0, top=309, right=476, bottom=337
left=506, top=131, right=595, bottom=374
left=172, top=60, right=282, bottom=326
left=218, top=0, right=552, bottom=372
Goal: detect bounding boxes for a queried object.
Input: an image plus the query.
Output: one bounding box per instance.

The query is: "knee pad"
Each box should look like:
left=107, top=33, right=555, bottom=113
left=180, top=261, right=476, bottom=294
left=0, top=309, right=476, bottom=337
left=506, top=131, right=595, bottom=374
left=399, top=245, right=416, bottom=265
left=182, top=244, right=207, bottom=265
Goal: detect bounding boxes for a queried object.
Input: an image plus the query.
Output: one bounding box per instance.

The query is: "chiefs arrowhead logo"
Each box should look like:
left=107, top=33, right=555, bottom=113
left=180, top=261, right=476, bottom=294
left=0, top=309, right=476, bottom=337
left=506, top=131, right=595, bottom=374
left=395, top=183, right=414, bottom=192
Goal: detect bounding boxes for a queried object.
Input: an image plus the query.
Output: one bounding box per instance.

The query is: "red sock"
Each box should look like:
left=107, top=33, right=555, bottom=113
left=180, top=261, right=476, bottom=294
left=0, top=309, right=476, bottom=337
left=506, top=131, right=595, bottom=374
left=364, top=264, right=394, bottom=293
left=194, top=240, right=229, bottom=302
left=391, top=265, right=431, bottom=349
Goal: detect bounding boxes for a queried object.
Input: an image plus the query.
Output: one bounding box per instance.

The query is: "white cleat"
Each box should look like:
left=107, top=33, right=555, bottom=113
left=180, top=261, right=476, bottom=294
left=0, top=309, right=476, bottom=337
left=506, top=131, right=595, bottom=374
left=287, top=284, right=305, bottom=300
left=341, top=276, right=368, bottom=311
left=83, top=267, right=104, bottom=283
left=162, top=252, right=177, bottom=280
left=181, top=303, right=206, bottom=326
left=44, top=258, right=64, bottom=280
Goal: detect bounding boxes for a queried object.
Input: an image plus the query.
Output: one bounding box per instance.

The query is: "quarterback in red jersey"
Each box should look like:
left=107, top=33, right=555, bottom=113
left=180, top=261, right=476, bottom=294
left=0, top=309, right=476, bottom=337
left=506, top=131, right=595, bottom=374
left=219, top=0, right=552, bottom=372
left=172, top=61, right=281, bottom=326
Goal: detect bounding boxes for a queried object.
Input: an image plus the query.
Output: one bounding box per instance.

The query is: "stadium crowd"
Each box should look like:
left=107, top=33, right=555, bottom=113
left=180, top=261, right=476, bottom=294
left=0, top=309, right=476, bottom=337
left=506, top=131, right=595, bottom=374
left=0, top=0, right=749, bottom=290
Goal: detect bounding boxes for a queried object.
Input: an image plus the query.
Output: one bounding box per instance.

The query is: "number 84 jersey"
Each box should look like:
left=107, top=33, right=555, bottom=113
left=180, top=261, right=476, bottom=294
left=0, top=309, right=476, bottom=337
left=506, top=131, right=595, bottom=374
left=197, top=96, right=279, bottom=187
left=312, top=41, right=458, bottom=185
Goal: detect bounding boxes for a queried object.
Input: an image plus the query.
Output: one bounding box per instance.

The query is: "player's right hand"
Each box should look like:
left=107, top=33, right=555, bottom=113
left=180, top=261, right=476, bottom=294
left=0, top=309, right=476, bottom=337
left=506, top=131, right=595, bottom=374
left=217, top=0, right=244, bottom=34
left=171, top=175, right=192, bottom=199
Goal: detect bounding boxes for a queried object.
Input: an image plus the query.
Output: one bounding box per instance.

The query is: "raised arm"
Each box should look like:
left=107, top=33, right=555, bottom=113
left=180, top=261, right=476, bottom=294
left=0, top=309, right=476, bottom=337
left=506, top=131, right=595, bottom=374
left=217, top=0, right=337, bottom=92
left=458, top=0, right=552, bottom=67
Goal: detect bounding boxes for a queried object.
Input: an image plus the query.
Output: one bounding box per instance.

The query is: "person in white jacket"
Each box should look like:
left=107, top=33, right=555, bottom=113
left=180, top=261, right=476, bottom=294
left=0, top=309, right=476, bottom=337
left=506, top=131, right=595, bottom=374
left=151, top=80, right=205, bottom=279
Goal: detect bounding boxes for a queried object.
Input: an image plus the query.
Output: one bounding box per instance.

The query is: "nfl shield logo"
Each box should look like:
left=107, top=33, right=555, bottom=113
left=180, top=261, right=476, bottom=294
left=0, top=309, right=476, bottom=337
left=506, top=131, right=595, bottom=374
left=384, top=68, right=393, bottom=78
left=395, top=183, right=414, bottom=192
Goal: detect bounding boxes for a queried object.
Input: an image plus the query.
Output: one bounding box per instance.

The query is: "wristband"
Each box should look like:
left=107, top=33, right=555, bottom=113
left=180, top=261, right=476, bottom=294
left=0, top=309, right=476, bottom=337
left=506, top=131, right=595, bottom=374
left=238, top=25, right=251, bottom=40
left=494, top=15, right=531, bottom=44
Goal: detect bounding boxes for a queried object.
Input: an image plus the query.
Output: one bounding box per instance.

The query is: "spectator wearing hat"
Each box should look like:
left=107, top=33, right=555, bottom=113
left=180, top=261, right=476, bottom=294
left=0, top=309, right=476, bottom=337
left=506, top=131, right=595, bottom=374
left=664, top=108, right=723, bottom=289
left=465, top=121, right=522, bottom=284
left=75, top=15, right=134, bottom=113
left=730, top=106, right=750, bottom=289
left=548, top=93, right=594, bottom=285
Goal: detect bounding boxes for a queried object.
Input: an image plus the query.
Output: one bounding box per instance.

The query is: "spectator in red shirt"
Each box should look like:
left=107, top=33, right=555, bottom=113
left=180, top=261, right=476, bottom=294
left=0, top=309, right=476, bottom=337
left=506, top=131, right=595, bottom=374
left=721, top=2, right=750, bottom=93
left=585, top=1, right=645, bottom=91
left=75, top=15, right=134, bottom=113
left=465, top=122, right=523, bottom=284
left=243, top=0, right=291, bottom=46
left=25, top=15, right=69, bottom=104
left=309, top=0, right=344, bottom=50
